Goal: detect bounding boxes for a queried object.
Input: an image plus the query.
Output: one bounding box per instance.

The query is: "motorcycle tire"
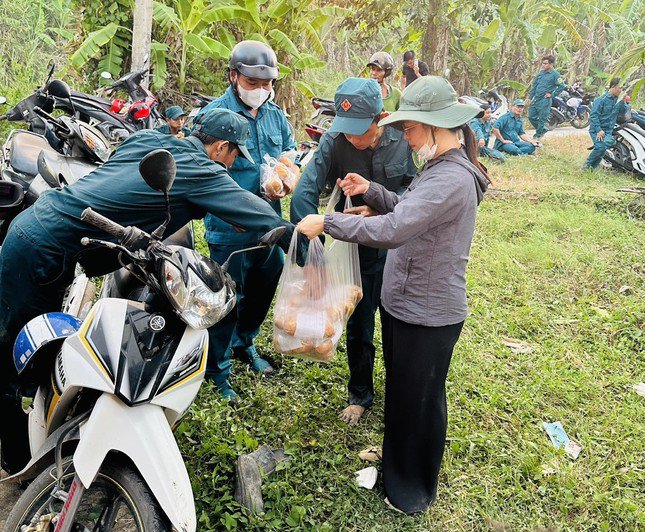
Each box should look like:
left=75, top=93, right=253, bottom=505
left=4, top=457, right=171, bottom=532
left=312, top=113, right=334, bottom=131
left=571, top=109, right=590, bottom=129
left=546, top=111, right=560, bottom=131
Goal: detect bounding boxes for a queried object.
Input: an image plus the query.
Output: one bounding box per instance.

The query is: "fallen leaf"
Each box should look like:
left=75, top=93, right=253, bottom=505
left=502, top=337, right=534, bottom=354
left=541, top=464, right=557, bottom=477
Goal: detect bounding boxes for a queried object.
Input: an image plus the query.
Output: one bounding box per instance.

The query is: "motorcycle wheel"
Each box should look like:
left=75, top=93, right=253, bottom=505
left=313, top=113, right=334, bottom=131
left=546, top=111, right=559, bottom=131
left=4, top=457, right=170, bottom=532
left=571, top=109, right=590, bottom=129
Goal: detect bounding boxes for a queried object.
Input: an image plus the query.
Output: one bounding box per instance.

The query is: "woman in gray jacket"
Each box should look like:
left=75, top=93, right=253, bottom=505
left=297, top=76, right=489, bottom=514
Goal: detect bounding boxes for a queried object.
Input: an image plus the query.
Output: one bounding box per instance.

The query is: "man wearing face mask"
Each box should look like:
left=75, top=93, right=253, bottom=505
left=196, top=41, right=296, bottom=400
left=291, top=78, right=415, bottom=425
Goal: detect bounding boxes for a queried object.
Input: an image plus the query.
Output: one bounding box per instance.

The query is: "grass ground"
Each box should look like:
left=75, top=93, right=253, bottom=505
left=182, top=134, right=643, bottom=531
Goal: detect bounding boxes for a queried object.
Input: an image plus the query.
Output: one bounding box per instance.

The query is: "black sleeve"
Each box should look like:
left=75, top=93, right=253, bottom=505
left=419, top=61, right=430, bottom=76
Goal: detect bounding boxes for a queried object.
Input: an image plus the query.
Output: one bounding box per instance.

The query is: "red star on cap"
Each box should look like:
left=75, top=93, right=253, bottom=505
left=340, top=98, right=352, bottom=111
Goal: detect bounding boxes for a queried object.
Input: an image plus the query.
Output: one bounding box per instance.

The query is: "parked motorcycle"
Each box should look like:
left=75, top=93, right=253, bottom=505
left=459, top=85, right=509, bottom=125
left=0, top=80, right=108, bottom=242
left=93, top=62, right=163, bottom=139
left=546, top=87, right=591, bottom=130
left=601, top=106, right=645, bottom=178
left=2, top=149, right=287, bottom=531
left=309, top=97, right=335, bottom=129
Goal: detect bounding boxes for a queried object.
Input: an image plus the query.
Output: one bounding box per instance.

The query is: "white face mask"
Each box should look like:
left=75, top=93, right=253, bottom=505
left=417, top=129, right=438, bottom=162
left=236, top=83, right=271, bottom=110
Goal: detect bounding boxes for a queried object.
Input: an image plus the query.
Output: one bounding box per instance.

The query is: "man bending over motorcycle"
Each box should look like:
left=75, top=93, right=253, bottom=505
left=0, top=108, right=297, bottom=474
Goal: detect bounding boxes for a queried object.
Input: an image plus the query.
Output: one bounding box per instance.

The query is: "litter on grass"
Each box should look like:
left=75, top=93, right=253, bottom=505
left=355, top=466, right=378, bottom=489
left=542, top=421, right=582, bottom=459
left=632, top=382, right=645, bottom=397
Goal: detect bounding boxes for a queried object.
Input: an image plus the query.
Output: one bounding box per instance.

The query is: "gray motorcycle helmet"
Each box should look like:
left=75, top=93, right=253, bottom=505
left=367, top=52, right=394, bottom=76
left=229, top=40, right=279, bottom=80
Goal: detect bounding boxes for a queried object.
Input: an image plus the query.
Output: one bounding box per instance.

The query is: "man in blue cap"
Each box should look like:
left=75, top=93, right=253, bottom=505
left=156, top=105, right=190, bottom=137
left=0, top=108, right=297, bottom=474
left=492, top=100, right=537, bottom=156
left=197, top=41, right=296, bottom=398
left=526, top=55, right=565, bottom=142
left=291, top=77, right=415, bottom=424
left=583, top=77, right=629, bottom=170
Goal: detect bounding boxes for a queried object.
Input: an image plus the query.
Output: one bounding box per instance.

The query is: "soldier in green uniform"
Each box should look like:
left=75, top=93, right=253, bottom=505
left=492, top=100, right=537, bottom=156
left=583, top=78, right=628, bottom=170
left=469, top=104, right=505, bottom=162
left=0, top=108, right=296, bottom=473
left=526, top=55, right=565, bottom=142
left=156, top=105, right=191, bottom=137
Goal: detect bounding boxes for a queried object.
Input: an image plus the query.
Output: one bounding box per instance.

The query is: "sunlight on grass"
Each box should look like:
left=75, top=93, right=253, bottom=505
left=182, top=142, right=644, bottom=531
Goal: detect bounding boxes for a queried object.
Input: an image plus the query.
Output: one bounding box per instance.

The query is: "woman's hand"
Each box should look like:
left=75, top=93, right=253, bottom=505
left=337, top=173, right=370, bottom=196
left=344, top=205, right=377, bottom=217
left=296, top=214, right=325, bottom=240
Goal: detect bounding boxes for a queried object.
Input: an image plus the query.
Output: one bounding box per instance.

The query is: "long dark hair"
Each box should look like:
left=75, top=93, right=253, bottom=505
left=450, top=123, right=491, bottom=183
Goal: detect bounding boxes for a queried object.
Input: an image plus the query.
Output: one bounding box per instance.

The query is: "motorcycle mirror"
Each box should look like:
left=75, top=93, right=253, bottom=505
left=0, top=96, right=6, bottom=105
left=259, top=227, right=287, bottom=246
left=100, top=71, right=113, bottom=80
left=47, top=79, right=72, bottom=100
left=139, top=149, right=176, bottom=195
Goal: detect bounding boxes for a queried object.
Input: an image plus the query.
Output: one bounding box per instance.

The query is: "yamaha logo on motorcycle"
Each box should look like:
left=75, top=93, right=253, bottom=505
left=149, top=314, right=166, bottom=331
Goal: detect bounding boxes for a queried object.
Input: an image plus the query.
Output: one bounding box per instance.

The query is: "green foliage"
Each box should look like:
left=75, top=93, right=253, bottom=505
left=0, top=0, right=76, bottom=137
left=73, top=0, right=133, bottom=81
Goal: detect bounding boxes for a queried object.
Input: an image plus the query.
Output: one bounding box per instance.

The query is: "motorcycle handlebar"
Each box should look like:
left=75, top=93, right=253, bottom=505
left=81, top=208, right=127, bottom=239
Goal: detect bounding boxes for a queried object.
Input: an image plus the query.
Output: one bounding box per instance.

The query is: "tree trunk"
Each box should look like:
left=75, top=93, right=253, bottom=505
left=569, top=21, right=606, bottom=82
left=131, top=0, right=153, bottom=87
left=422, top=0, right=450, bottom=75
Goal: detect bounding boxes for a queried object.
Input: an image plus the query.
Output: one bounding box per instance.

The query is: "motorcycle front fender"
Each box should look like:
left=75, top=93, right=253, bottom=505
left=74, top=393, right=196, bottom=532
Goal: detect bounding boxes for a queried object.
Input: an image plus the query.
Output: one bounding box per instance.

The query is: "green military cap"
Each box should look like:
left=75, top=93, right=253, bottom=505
left=165, top=105, right=187, bottom=119
left=512, top=99, right=526, bottom=107
left=192, top=108, right=254, bottom=163
left=379, top=76, right=481, bottom=129
left=328, top=77, right=383, bottom=135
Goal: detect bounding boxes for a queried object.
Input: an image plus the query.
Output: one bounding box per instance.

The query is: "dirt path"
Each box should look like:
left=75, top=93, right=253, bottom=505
left=0, top=479, right=21, bottom=527
left=527, top=125, right=588, bottom=137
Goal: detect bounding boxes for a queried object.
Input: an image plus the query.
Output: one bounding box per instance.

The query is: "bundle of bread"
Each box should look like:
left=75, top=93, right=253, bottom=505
left=260, top=151, right=301, bottom=197
left=273, top=279, right=362, bottom=362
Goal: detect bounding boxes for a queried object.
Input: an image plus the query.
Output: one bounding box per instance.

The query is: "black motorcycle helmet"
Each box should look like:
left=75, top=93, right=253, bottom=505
left=367, top=52, right=394, bottom=77
left=229, top=40, right=279, bottom=80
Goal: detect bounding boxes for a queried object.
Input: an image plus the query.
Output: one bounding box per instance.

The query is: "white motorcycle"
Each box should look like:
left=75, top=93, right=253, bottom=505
left=2, top=149, right=286, bottom=531
left=602, top=107, right=645, bottom=178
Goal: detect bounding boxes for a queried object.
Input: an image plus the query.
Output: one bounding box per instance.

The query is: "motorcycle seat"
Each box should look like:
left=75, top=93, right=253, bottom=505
left=8, top=131, right=57, bottom=177
left=37, top=150, right=98, bottom=188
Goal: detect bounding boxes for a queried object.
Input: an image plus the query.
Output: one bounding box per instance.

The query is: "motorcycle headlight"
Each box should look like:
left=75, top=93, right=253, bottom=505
left=161, top=259, right=235, bottom=330
left=79, top=124, right=112, bottom=163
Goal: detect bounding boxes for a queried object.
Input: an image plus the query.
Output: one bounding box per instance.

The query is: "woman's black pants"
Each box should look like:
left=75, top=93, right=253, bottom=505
left=380, top=308, right=464, bottom=514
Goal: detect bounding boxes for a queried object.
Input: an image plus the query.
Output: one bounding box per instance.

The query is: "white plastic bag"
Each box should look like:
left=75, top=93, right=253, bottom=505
left=260, top=151, right=301, bottom=198
left=273, top=188, right=362, bottom=362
